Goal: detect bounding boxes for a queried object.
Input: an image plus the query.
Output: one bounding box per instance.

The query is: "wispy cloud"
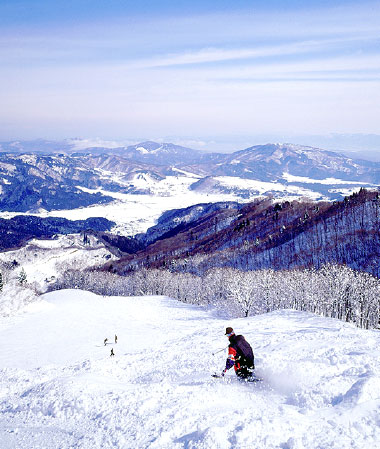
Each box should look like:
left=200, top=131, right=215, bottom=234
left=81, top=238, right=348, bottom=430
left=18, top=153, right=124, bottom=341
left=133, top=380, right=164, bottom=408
left=0, top=1, right=379, bottom=141
left=136, top=36, right=378, bottom=68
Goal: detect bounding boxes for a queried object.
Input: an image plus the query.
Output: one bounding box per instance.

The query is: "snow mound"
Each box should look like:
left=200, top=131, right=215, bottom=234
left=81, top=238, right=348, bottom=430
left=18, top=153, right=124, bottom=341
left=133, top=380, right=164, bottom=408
left=337, top=375, right=380, bottom=406
left=0, top=292, right=380, bottom=448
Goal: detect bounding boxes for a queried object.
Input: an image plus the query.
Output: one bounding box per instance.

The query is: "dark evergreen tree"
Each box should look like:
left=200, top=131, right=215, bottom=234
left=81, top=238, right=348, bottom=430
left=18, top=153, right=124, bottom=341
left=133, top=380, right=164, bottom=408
left=18, top=268, right=27, bottom=285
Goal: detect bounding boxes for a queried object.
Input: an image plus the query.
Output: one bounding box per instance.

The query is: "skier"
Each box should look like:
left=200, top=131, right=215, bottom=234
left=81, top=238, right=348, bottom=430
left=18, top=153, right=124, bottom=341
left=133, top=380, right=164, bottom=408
left=104, top=338, right=108, bottom=346
left=221, top=327, right=255, bottom=379
left=115, top=334, right=118, bottom=344
left=110, top=348, right=115, bottom=357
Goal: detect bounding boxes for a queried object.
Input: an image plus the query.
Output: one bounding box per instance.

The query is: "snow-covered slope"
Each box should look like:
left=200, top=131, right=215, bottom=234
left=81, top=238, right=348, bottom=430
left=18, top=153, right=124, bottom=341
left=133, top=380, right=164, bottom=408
left=191, top=175, right=330, bottom=201
left=0, top=234, right=116, bottom=287
left=1, top=290, right=379, bottom=448
left=0, top=235, right=117, bottom=317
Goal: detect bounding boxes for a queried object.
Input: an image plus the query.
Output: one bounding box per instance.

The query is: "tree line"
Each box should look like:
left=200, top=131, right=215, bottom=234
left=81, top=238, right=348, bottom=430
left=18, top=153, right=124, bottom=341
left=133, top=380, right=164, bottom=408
left=51, top=263, right=380, bottom=330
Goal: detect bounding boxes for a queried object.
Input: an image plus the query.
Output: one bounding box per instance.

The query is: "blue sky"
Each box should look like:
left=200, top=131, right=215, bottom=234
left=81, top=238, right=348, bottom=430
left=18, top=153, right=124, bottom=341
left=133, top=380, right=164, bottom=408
left=0, top=0, right=379, bottom=153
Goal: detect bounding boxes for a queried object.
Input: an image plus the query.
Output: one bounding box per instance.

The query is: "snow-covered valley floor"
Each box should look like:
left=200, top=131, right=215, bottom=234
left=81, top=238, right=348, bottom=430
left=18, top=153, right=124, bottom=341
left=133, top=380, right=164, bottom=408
left=1, top=290, right=380, bottom=448
left=0, top=185, right=245, bottom=236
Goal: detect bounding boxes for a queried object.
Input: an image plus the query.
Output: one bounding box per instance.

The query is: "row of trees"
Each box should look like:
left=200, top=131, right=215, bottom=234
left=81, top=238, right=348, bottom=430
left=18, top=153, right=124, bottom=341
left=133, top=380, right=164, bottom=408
left=52, top=264, right=380, bottom=330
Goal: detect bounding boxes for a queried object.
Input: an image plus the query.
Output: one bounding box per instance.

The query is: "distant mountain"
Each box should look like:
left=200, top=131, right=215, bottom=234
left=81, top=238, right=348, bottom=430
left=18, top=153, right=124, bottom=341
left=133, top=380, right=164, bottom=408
left=0, top=153, right=114, bottom=212
left=0, top=139, right=73, bottom=154
left=0, top=140, right=380, bottom=213
left=0, top=139, right=206, bottom=164
left=112, top=141, right=206, bottom=165
left=218, top=143, right=380, bottom=182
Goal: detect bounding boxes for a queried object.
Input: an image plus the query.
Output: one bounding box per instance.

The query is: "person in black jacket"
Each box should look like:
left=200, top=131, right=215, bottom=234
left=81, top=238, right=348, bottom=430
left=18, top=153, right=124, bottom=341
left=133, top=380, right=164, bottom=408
left=222, top=327, right=255, bottom=379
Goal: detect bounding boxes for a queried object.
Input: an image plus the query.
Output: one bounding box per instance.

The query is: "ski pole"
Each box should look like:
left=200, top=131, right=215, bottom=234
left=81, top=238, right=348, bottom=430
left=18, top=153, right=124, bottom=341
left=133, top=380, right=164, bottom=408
left=212, top=345, right=228, bottom=356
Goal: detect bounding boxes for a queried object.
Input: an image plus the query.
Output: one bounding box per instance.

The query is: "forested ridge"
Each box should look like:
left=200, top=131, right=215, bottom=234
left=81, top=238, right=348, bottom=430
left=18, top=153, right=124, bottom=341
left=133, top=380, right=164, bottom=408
left=109, top=188, right=380, bottom=277
left=51, top=189, right=380, bottom=330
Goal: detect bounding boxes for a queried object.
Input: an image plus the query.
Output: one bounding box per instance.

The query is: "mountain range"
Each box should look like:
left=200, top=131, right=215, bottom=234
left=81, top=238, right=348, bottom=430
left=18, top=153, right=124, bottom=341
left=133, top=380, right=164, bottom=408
left=0, top=139, right=379, bottom=215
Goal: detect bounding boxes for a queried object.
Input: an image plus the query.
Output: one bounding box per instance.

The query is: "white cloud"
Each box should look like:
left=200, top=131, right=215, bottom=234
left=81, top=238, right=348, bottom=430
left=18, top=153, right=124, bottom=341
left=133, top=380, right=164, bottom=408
left=0, top=1, right=379, bottom=140
left=135, top=35, right=379, bottom=68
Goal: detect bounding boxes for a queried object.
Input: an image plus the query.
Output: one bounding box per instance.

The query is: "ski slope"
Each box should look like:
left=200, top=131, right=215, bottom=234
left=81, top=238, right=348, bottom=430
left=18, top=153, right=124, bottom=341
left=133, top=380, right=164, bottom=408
left=1, top=290, right=380, bottom=448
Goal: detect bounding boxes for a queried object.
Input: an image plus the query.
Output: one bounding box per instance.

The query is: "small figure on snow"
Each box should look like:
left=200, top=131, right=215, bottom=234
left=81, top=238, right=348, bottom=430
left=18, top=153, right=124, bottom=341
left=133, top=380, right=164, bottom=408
left=114, top=334, right=118, bottom=344
left=104, top=338, right=108, bottom=346
left=221, top=327, right=255, bottom=379
left=110, top=348, right=115, bottom=357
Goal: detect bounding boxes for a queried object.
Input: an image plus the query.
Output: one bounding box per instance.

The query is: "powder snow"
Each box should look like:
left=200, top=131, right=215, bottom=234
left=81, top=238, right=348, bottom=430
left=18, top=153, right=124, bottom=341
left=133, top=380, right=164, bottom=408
left=0, top=290, right=379, bottom=448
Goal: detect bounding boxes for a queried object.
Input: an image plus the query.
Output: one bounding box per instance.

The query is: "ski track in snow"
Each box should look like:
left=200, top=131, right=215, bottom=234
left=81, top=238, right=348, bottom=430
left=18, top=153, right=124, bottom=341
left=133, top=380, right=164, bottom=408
left=0, top=290, right=380, bottom=449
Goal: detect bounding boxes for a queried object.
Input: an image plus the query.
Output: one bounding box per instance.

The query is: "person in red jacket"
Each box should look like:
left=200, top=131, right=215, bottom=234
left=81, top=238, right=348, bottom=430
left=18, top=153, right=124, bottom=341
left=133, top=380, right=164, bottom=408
left=222, top=327, right=255, bottom=379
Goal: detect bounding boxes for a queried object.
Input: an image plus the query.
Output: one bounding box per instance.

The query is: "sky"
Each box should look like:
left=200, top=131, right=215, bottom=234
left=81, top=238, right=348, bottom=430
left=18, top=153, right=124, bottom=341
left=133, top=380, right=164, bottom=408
left=0, top=0, right=380, bottom=154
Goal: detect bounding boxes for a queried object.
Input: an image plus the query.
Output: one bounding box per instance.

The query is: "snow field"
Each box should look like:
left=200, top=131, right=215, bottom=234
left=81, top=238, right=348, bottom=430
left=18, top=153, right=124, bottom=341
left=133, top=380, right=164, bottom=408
left=0, top=234, right=116, bottom=299
left=0, top=169, right=359, bottom=238
left=48, top=187, right=245, bottom=236
left=0, top=291, right=380, bottom=448
left=0, top=178, right=245, bottom=236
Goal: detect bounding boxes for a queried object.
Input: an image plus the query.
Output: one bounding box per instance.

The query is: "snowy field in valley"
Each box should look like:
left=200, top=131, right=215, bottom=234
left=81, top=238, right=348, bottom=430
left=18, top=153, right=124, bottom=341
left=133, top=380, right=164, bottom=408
left=0, top=171, right=364, bottom=236
left=0, top=186, right=243, bottom=236
left=1, top=290, right=379, bottom=448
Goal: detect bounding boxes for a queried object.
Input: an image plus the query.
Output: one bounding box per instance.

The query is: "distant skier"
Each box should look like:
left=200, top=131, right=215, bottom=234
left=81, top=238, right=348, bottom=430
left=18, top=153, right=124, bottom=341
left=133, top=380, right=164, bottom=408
left=104, top=338, right=108, bottom=346
left=221, top=327, right=255, bottom=379
left=115, top=334, right=118, bottom=344
left=110, top=348, right=115, bottom=357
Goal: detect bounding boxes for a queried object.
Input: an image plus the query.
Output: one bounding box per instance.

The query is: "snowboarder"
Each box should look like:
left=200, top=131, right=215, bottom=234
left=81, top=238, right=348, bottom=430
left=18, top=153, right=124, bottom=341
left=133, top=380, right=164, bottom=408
left=110, top=348, right=115, bottom=357
left=104, top=338, right=108, bottom=346
left=115, top=334, right=118, bottom=344
left=221, top=327, right=255, bottom=379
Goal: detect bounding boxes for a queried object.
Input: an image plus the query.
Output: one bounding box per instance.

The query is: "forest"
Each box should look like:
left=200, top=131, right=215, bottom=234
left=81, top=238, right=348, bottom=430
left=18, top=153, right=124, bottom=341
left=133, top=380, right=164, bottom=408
left=53, top=263, right=380, bottom=330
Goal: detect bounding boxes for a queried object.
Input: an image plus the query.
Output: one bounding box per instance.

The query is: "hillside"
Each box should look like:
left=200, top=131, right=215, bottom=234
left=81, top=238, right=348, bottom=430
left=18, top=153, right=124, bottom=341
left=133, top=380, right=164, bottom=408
left=0, top=234, right=117, bottom=316
left=1, top=290, right=379, bottom=448
left=0, top=215, right=115, bottom=251
left=110, top=188, right=380, bottom=277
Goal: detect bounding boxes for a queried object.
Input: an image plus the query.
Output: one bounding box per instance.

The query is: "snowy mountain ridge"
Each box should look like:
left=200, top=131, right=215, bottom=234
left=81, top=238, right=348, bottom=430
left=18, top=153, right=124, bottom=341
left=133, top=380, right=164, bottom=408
left=0, top=141, right=379, bottom=218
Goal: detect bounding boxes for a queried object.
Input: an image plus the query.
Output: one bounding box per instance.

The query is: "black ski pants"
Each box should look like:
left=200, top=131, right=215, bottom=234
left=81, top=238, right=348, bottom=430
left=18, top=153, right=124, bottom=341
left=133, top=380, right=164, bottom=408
left=235, top=357, right=254, bottom=379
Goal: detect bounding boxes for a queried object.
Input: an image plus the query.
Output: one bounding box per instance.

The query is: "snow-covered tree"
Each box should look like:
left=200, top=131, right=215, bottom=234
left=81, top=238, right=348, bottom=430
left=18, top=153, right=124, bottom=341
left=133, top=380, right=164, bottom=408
left=224, top=269, right=258, bottom=317
left=50, top=259, right=380, bottom=330
left=18, top=268, right=27, bottom=285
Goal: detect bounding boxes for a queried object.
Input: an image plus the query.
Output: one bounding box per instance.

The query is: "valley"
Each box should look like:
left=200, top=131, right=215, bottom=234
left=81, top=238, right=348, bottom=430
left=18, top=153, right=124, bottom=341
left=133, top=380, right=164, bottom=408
left=0, top=140, right=378, bottom=237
